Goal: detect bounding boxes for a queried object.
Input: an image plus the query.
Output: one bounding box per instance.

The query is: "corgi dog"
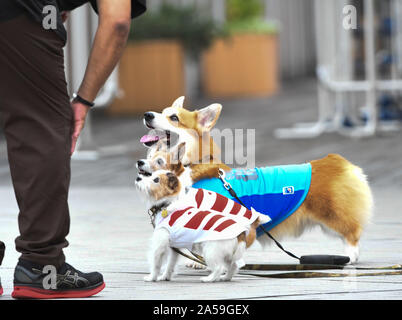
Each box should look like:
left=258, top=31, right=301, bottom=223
left=135, top=170, right=269, bottom=282
left=139, top=97, right=374, bottom=264
left=141, top=96, right=223, bottom=165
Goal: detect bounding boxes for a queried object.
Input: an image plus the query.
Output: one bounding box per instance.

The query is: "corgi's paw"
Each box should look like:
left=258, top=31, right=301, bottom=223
left=345, top=244, right=360, bottom=264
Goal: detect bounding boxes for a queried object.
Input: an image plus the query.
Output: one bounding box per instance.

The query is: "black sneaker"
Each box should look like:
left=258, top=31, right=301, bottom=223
left=12, top=259, right=105, bottom=299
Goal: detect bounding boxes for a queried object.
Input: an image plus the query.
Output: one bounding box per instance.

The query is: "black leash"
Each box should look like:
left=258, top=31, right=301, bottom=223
left=217, top=169, right=350, bottom=266
left=218, top=169, right=300, bottom=261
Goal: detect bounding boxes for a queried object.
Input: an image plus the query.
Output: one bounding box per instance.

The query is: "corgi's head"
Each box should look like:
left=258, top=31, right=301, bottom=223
left=137, top=142, right=186, bottom=177
left=141, top=96, right=223, bottom=165
left=135, top=170, right=181, bottom=203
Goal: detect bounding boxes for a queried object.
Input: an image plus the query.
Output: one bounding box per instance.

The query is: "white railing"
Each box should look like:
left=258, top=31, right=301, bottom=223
left=275, top=0, right=402, bottom=139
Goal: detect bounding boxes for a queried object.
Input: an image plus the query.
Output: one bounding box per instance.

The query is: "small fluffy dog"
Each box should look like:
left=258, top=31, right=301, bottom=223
left=138, top=97, right=374, bottom=264
left=135, top=170, right=269, bottom=282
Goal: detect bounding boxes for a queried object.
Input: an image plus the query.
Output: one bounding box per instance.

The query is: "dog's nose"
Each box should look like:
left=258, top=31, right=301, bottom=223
left=137, top=160, right=145, bottom=167
left=136, top=176, right=142, bottom=182
left=144, top=112, right=155, bottom=122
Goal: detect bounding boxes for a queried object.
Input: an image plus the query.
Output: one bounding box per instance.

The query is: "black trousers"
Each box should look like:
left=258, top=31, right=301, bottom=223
left=0, top=15, right=72, bottom=268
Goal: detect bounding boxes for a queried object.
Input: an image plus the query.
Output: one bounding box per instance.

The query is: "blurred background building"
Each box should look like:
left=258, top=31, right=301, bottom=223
left=64, top=0, right=317, bottom=99
left=64, top=0, right=316, bottom=109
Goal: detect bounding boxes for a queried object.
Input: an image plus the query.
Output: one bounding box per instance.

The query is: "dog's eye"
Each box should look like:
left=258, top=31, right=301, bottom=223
left=153, top=177, right=160, bottom=183
left=157, top=158, right=164, bottom=166
left=169, top=114, right=179, bottom=122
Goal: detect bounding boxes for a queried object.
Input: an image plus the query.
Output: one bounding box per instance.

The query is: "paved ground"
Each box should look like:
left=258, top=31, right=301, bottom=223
left=1, top=78, right=402, bottom=300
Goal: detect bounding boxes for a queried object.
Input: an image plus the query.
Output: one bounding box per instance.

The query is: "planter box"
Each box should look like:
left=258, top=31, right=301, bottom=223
left=109, top=40, right=185, bottom=114
left=202, top=34, right=279, bottom=98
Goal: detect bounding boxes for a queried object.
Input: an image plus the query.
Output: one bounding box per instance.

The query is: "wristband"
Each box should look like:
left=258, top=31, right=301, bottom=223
left=72, top=93, right=95, bottom=107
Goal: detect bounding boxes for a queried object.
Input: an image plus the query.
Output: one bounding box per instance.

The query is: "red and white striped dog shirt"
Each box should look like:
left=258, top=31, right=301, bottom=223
left=155, top=188, right=267, bottom=250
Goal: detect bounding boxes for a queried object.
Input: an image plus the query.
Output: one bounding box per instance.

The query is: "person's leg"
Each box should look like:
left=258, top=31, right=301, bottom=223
left=0, top=15, right=72, bottom=269
left=0, top=15, right=104, bottom=299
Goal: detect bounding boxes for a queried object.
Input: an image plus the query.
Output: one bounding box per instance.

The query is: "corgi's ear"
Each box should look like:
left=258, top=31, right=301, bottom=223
left=172, top=96, right=185, bottom=109
left=197, top=103, right=222, bottom=131
left=171, top=142, right=186, bottom=163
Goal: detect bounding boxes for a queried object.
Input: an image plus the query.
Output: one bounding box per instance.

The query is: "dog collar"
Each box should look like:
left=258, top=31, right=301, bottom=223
left=148, top=201, right=170, bottom=227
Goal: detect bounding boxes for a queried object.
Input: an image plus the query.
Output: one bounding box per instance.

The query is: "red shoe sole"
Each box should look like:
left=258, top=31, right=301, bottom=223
left=0, top=287, right=3, bottom=296
left=11, top=282, right=105, bottom=299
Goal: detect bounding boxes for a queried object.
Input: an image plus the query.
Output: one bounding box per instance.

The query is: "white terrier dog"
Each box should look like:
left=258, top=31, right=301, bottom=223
left=135, top=169, right=269, bottom=282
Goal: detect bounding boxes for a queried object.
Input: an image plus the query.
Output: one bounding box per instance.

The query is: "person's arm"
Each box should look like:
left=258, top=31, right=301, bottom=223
left=70, top=0, right=132, bottom=155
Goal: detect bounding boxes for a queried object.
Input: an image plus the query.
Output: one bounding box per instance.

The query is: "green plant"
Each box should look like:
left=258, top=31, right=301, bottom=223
left=225, top=17, right=277, bottom=35
left=129, top=4, right=223, bottom=58
left=225, top=0, right=278, bottom=35
left=226, top=0, right=264, bottom=22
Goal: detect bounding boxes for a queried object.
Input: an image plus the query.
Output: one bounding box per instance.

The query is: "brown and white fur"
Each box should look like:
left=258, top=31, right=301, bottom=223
left=142, top=96, right=223, bottom=165
left=135, top=170, right=268, bottom=282
left=140, top=97, right=374, bottom=264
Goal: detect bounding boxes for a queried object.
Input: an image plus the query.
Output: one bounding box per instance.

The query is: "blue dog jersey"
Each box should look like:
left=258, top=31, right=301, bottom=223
left=192, top=164, right=312, bottom=236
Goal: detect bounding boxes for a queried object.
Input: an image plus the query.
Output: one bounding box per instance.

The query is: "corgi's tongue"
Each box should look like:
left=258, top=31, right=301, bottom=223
left=140, top=134, right=160, bottom=144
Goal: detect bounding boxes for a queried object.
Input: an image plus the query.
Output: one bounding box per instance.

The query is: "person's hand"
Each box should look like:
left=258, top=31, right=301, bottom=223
left=70, top=101, right=90, bottom=156
left=61, top=11, right=70, bottom=23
